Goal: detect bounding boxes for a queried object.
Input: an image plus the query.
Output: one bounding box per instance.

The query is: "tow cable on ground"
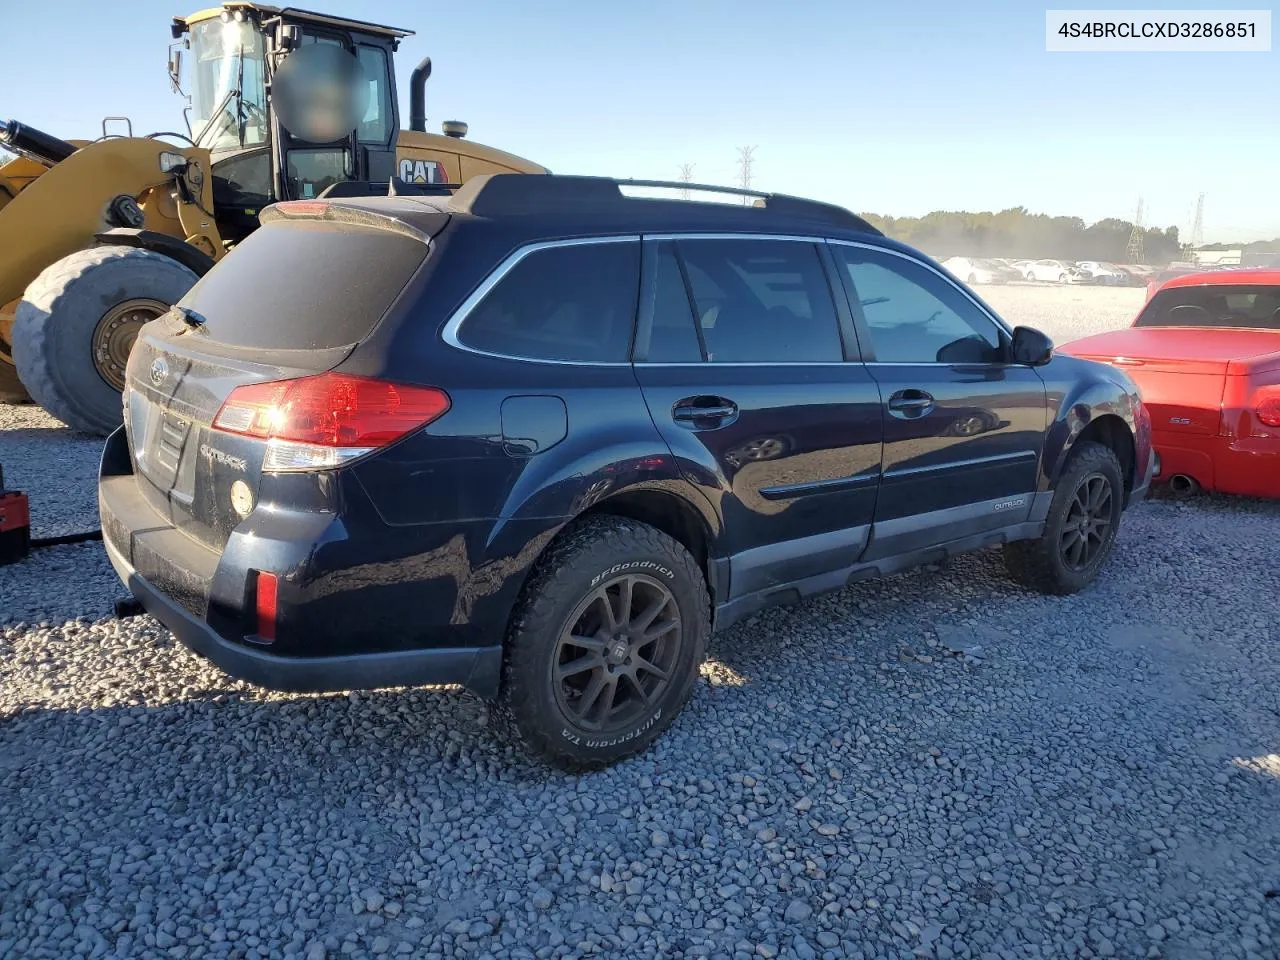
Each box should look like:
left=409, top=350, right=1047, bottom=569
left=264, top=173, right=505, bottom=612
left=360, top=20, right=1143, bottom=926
left=0, top=463, right=103, bottom=566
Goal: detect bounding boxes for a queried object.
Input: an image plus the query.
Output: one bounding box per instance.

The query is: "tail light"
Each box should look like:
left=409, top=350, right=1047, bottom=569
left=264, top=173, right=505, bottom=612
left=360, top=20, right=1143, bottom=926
left=213, top=372, right=451, bottom=471
left=255, top=570, right=279, bottom=640
left=1257, top=388, right=1280, bottom=428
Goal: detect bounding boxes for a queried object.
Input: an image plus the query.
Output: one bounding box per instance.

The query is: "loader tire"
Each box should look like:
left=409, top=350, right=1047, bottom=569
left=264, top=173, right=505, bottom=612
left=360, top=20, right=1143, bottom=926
left=12, top=246, right=198, bottom=435
left=0, top=360, right=31, bottom=404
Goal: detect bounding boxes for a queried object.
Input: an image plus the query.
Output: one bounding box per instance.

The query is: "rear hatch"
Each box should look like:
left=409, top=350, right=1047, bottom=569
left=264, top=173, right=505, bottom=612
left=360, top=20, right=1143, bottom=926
left=124, top=200, right=445, bottom=550
left=1059, top=327, right=1280, bottom=437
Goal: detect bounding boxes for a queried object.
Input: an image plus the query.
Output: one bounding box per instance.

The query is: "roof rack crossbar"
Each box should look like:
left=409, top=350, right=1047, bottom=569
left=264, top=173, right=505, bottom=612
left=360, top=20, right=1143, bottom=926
left=447, top=174, right=880, bottom=234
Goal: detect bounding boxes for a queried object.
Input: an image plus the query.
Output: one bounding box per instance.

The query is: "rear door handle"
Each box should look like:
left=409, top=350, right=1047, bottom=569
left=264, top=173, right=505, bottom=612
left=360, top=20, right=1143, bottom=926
left=887, top=389, right=935, bottom=416
left=672, top=396, right=738, bottom=427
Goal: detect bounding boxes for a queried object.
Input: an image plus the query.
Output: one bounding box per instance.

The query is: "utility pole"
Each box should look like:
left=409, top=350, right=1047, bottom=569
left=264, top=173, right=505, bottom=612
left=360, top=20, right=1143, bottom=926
left=736, top=146, right=757, bottom=205
left=1125, top=197, right=1145, bottom=264
left=678, top=162, right=695, bottom=200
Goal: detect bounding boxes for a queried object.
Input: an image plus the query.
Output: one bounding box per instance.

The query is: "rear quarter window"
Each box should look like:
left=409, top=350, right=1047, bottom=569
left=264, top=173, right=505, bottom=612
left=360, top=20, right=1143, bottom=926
left=454, top=241, right=641, bottom=362
left=179, top=220, right=429, bottom=349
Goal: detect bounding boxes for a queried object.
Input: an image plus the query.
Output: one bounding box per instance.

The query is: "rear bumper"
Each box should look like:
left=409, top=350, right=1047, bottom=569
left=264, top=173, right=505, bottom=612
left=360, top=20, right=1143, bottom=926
left=103, top=534, right=501, bottom=696
left=98, top=427, right=503, bottom=697
left=1151, top=431, right=1280, bottom=498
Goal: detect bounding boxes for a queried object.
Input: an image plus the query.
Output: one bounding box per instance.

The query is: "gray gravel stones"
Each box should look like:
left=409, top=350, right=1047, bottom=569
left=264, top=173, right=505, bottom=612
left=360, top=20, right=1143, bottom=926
left=3, top=289, right=1280, bottom=958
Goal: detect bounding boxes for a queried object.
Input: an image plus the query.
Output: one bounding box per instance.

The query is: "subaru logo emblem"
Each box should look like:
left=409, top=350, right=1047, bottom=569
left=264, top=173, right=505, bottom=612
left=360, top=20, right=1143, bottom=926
left=149, top=357, right=169, bottom=387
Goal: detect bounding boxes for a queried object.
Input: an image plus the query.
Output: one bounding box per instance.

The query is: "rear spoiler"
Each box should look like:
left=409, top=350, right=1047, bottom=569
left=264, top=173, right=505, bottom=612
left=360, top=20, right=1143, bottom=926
left=261, top=194, right=440, bottom=243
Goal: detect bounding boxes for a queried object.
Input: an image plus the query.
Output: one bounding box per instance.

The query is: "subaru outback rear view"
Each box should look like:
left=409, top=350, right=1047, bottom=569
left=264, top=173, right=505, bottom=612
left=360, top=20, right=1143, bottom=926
left=100, top=174, right=1155, bottom=769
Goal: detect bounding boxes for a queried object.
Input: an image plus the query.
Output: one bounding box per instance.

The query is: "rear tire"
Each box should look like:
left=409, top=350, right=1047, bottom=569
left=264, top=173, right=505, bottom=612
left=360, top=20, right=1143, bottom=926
left=1002, top=441, right=1124, bottom=595
left=12, top=246, right=198, bottom=435
left=0, top=361, right=31, bottom=404
left=498, top=514, right=710, bottom=770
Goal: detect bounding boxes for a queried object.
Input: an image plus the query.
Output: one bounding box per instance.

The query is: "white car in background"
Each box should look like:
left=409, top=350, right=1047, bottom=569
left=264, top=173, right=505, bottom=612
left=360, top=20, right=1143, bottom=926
left=940, top=257, right=1022, bottom=285
left=1075, top=261, right=1127, bottom=285
left=1022, top=259, right=1084, bottom=283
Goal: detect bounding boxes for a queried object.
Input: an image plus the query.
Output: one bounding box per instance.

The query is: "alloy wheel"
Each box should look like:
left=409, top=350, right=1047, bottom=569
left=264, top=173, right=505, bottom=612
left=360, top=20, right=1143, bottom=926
left=553, top=574, right=682, bottom=732
left=1060, top=473, right=1114, bottom=571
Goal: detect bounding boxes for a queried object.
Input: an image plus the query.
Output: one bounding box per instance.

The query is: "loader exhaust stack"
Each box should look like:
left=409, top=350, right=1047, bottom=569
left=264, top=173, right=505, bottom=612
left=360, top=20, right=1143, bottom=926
left=0, top=119, right=78, bottom=166
left=409, top=57, right=431, bottom=132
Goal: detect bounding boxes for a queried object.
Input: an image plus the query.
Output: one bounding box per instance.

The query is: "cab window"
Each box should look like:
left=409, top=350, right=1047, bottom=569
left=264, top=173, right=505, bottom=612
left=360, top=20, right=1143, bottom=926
left=356, top=46, right=394, bottom=144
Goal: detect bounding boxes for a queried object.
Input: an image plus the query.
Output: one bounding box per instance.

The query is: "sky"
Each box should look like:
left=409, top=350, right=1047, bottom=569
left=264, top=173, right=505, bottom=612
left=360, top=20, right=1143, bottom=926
left=6, top=0, right=1278, bottom=242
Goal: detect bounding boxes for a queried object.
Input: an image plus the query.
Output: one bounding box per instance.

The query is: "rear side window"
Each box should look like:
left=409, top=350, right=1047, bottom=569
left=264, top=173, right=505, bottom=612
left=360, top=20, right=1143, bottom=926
left=1136, top=285, right=1280, bottom=329
left=666, top=239, right=843, bottom=363
left=179, top=220, right=428, bottom=349
left=456, top=241, right=640, bottom=362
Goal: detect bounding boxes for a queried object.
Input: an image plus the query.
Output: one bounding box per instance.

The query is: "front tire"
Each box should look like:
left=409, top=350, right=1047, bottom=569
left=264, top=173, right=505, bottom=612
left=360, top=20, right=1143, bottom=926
left=498, top=515, right=710, bottom=770
left=1002, top=441, right=1124, bottom=595
left=12, top=246, right=198, bottom=435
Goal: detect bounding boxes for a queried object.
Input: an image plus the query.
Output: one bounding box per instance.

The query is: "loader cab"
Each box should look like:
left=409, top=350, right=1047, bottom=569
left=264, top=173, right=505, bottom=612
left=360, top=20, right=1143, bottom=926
left=175, top=5, right=406, bottom=241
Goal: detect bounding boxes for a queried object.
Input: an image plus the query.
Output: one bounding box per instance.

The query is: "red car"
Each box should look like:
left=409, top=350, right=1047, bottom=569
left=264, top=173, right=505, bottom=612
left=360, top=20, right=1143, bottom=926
left=1060, top=269, right=1280, bottom=499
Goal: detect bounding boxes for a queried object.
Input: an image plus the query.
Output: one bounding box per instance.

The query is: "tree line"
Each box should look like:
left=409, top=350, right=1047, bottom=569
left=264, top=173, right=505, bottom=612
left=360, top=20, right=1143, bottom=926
left=857, top=207, right=1185, bottom=264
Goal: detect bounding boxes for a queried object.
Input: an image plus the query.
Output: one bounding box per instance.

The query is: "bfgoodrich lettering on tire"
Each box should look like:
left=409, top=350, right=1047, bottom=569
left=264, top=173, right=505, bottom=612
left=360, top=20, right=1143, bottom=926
left=1002, top=440, right=1124, bottom=595
left=498, top=514, right=710, bottom=770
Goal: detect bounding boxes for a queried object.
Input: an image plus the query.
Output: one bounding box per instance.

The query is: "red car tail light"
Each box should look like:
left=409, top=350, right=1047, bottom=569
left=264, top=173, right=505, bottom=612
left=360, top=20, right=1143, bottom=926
left=213, top=372, right=451, bottom=471
left=1257, top=388, right=1280, bottom=428
left=255, top=570, right=279, bottom=641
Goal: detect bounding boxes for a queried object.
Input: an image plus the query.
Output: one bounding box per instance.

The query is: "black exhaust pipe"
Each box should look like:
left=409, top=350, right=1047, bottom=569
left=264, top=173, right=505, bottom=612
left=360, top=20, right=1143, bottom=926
left=1167, top=474, right=1201, bottom=498
left=408, top=57, right=431, bottom=132
left=0, top=119, right=77, bottom=166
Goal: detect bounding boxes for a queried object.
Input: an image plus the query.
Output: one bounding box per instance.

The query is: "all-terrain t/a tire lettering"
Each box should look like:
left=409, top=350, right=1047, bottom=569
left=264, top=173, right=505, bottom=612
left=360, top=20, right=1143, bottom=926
left=498, top=515, right=710, bottom=770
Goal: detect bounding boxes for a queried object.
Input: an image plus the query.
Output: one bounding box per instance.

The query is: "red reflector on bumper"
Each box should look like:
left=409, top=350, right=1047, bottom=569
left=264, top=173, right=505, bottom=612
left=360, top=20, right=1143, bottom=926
left=256, top=571, right=279, bottom=641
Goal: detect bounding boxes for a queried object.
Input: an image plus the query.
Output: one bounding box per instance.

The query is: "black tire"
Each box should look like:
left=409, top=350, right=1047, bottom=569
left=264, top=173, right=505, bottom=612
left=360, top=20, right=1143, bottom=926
left=498, top=514, right=710, bottom=770
left=12, top=246, right=198, bottom=435
left=1002, top=441, right=1124, bottom=595
left=0, top=360, right=31, bottom=404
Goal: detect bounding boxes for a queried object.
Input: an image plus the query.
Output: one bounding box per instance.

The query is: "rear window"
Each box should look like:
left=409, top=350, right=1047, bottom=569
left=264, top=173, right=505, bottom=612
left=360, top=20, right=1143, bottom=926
left=178, top=220, right=428, bottom=349
left=1135, top=284, right=1280, bottom=329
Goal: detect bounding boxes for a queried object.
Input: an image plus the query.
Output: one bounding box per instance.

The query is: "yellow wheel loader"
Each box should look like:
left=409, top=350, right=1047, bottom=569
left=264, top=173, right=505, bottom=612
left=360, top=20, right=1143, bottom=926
left=0, top=2, right=546, bottom=433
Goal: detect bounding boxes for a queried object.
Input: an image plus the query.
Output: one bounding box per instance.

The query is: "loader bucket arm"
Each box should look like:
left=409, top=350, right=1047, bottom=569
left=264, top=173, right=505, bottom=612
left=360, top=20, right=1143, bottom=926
left=0, top=138, right=222, bottom=322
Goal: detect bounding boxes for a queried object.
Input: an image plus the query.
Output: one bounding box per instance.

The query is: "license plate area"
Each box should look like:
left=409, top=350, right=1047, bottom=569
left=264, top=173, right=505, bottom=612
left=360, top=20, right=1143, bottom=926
left=130, top=389, right=195, bottom=500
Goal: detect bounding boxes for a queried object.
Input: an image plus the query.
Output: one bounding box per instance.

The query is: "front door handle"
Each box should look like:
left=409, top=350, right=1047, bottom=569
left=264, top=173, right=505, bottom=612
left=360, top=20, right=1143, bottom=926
left=888, top=389, right=935, bottom=417
left=673, top=396, right=739, bottom=427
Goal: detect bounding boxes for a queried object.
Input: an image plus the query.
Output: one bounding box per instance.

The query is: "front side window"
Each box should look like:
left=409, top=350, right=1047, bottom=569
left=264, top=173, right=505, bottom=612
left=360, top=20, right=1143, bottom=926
left=834, top=246, right=1004, bottom=364
left=456, top=242, right=641, bottom=362
left=189, top=19, right=268, bottom=152
left=652, top=239, right=842, bottom=363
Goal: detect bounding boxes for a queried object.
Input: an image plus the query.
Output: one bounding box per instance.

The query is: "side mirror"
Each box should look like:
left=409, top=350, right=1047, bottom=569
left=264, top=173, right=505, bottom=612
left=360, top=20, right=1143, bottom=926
left=275, top=24, right=301, bottom=52
left=1011, top=326, right=1053, bottom=366
left=167, top=46, right=184, bottom=94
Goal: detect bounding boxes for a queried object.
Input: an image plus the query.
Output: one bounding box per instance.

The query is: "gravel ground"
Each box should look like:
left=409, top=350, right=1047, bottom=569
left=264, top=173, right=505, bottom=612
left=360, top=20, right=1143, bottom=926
left=2, top=285, right=1278, bottom=960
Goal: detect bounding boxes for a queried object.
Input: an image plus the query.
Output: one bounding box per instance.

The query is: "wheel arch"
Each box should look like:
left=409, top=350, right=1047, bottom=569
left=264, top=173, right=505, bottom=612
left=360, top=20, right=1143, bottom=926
left=1076, top=413, right=1136, bottom=499
left=577, top=485, right=723, bottom=603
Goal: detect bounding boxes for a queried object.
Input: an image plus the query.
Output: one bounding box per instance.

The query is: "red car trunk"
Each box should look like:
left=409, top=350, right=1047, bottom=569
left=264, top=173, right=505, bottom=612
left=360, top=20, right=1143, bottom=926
left=1060, top=327, right=1280, bottom=497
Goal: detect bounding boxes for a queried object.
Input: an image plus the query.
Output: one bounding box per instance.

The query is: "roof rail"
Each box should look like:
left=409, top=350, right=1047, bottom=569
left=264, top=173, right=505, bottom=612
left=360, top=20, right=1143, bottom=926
left=446, top=174, right=880, bottom=234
